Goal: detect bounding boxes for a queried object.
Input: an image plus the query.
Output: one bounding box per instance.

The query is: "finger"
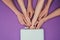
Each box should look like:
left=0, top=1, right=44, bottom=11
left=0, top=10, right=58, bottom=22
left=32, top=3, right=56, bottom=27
left=23, top=16, right=31, bottom=27
left=44, top=12, right=48, bottom=17
left=16, top=13, right=26, bottom=26
left=27, top=9, right=30, bottom=17
left=30, top=25, right=35, bottom=29
left=30, top=10, right=34, bottom=19
left=38, top=10, right=46, bottom=21
left=32, top=0, right=44, bottom=26
left=17, top=16, right=25, bottom=25
left=34, top=21, right=38, bottom=27
left=25, top=27, right=30, bottom=29
left=36, top=23, right=42, bottom=29
left=36, top=19, right=45, bottom=29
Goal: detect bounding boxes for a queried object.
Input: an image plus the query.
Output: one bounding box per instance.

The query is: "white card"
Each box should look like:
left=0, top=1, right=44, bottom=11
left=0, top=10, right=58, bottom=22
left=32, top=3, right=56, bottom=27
left=20, top=29, right=44, bottom=40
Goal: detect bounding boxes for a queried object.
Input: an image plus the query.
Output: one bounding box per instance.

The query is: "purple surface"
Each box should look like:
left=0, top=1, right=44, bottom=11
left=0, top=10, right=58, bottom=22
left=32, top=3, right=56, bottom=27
left=0, top=0, right=60, bottom=40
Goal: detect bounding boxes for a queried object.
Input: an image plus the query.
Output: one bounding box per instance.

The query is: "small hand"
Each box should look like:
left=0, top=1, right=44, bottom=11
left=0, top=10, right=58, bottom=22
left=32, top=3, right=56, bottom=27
left=27, top=6, right=34, bottom=19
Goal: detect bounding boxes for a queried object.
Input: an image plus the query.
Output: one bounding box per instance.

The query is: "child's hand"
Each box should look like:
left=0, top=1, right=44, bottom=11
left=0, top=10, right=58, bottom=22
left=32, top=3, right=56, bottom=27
left=27, top=6, right=34, bottom=19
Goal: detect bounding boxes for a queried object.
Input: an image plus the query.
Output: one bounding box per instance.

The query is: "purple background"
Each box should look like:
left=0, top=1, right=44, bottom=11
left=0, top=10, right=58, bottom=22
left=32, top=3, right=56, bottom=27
left=0, top=0, right=60, bottom=40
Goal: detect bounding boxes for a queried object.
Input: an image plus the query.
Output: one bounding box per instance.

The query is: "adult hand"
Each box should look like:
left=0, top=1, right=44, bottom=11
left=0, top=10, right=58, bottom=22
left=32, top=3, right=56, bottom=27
left=16, top=12, right=31, bottom=28
left=38, top=7, right=48, bottom=21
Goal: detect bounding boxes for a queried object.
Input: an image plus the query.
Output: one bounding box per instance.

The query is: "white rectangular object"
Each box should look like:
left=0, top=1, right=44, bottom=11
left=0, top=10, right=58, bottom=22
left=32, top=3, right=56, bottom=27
left=20, top=29, right=44, bottom=40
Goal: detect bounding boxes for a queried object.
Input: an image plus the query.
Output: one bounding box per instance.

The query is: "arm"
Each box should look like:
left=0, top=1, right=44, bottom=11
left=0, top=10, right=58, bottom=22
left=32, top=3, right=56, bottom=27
left=17, top=0, right=31, bottom=26
left=2, top=0, right=27, bottom=26
left=27, top=0, right=34, bottom=18
left=36, top=8, right=60, bottom=29
left=2, top=0, right=20, bottom=15
left=30, top=0, right=44, bottom=29
left=38, top=0, right=53, bottom=21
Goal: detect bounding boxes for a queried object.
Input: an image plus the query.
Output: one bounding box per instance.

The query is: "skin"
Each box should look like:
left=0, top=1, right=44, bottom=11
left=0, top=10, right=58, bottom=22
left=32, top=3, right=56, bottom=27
left=27, top=0, right=34, bottom=19
left=36, top=8, right=60, bottom=29
left=3, top=0, right=60, bottom=29
left=38, top=0, right=53, bottom=21
left=17, top=0, right=31, bottom=27
left=30, top=0, right=44, bottom=29
left=2, top=0, right=29, bottom=27
left=34, top=0, right=53, bottom=28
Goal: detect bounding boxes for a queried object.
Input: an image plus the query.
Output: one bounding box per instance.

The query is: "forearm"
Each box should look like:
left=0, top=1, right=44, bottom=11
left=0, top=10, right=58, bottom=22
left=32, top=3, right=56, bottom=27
left=38, top=0, right=52, bottom=20
left=45, top=8, right=60, bottom=22
left=17, top=0, right=31, bottom=26
left=2, top=0, right=20, bottom=15
left=43, top=0, right=52, bottom=17
left=46, top=0, right=52, bottom=8
left=36, top=8, right=60, bottom=29
left=17, top=0, right=26, bottom=14
left=28, top=0, right=32, bottom=7
left=32, top=0, right=44, bottom=25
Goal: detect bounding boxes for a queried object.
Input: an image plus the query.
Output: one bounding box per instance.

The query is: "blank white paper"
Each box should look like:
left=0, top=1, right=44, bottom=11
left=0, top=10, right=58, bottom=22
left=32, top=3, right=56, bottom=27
left=20, top=29, right=44, bottom=40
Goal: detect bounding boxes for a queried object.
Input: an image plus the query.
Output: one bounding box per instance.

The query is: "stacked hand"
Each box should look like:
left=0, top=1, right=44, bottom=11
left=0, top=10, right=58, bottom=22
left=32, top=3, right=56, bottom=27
left=2, top=0, right=60, bottom=29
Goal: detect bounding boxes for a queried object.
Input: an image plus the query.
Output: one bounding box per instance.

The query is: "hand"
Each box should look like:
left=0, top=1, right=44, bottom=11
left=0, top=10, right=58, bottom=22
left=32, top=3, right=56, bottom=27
left=27, top=6, right=34, bottom=19
left=36, top=18, right=45, bottom=29
left=35, top=7, right=48, bottom=29
left=38, top=7, right=48, bottom=21
left=16, top=12, right=31, bottom=28
left=16, top=13, right=26, bottom=25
